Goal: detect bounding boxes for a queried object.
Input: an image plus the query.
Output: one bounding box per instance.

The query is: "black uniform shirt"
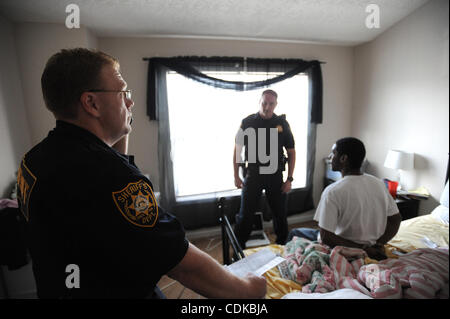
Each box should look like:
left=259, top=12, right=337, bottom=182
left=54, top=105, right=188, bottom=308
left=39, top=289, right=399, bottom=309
left=238, top=113, right=295, bottom=170
left=16, top=120, right=189, bottom=298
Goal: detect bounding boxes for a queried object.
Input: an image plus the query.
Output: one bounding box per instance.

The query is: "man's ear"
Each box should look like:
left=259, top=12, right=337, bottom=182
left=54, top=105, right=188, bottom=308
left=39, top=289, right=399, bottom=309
left=340, top=154, right=348, bottom=164
left=79, top=92, right=101, bottom=118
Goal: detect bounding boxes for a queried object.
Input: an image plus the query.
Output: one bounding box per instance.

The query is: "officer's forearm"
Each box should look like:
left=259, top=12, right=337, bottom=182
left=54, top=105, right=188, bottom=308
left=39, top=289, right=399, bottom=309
left=286, top=149, right=296, bottom=178
left=233, top=144, right=243, bottom=178
left=233, top=147, right=239, bottom=177
left=169, top=243, right=264, bottom=298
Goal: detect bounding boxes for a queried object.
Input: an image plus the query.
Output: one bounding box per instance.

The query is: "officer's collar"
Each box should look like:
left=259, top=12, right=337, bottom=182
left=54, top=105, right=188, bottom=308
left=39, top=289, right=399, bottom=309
left=54, top=120, right=110, bottom=149
left=255, top=112, right=278, bottom=121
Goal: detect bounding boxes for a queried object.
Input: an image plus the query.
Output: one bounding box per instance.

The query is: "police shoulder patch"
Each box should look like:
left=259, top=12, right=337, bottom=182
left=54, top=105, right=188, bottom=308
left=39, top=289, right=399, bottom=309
left=17, top=157, right=37, bottom=221
left=112, top=179, right=159, bottom=228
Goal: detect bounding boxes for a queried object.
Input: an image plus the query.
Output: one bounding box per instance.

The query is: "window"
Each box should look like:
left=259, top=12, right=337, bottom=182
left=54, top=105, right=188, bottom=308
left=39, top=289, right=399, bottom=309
left=166, top=71, right=309, bottom=199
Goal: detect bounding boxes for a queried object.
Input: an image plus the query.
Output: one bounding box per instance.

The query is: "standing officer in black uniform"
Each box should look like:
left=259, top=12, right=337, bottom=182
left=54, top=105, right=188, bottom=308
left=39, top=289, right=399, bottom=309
left=233, top=90, right=296, bottom=248
left=17, top=48, right=266, bottom=298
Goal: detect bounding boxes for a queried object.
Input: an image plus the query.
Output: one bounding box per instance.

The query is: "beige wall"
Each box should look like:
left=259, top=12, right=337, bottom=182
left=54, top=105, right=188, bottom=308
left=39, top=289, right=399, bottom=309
left=352, top=0, right=449, bottom=214
left=98, top=37, right=354, bottom=205
left=14, top=22, right=98, bottom=145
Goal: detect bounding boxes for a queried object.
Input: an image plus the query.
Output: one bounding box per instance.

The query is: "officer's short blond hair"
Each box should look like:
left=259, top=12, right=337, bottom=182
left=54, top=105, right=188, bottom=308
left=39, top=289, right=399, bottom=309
left=261, top=89, right=278, bottom=99
left=41, top=48, right=119, bottom=119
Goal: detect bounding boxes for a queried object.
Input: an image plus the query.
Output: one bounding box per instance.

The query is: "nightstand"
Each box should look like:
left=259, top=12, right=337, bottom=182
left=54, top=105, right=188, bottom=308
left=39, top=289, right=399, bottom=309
left=395, top=197, right=420, bottom=220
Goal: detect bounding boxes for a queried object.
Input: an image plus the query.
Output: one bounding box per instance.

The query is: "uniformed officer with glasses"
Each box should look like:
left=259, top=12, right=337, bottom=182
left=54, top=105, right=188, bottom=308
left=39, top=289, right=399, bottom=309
left=17, top=48, right=266, bottom=299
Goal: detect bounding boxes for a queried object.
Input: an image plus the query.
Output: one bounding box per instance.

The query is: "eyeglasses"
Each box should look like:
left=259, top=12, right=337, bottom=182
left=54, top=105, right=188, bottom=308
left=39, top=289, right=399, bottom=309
left=88, top=89, right=132, bottom=100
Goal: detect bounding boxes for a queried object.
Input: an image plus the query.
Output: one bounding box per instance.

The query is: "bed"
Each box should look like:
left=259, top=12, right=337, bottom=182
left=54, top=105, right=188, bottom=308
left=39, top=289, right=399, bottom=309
left=220, top=165, right=449, bottom=299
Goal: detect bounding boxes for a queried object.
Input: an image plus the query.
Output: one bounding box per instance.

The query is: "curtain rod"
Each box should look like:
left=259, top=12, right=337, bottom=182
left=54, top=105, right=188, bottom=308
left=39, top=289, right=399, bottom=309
left=142, top=57, right=326, bottom=64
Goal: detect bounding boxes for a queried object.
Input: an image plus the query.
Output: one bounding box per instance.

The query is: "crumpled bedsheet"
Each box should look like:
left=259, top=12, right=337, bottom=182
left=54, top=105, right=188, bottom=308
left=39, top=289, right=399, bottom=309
left=283, top=237, right=449, bottom=298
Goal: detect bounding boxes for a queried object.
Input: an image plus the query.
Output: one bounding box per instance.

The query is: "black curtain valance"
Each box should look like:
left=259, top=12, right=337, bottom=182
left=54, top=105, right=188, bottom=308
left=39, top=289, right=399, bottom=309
left=145, top=56, right=323, bottom=123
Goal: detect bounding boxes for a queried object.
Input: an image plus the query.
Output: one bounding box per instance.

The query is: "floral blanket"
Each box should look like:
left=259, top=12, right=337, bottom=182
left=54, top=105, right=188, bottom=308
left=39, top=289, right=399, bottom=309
left=283, top=237, right=449, bottom=298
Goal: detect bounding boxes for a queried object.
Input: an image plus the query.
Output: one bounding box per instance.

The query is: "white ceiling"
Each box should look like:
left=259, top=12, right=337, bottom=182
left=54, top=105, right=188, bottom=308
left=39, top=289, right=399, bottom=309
left=0, top=0, right=429, bottom=46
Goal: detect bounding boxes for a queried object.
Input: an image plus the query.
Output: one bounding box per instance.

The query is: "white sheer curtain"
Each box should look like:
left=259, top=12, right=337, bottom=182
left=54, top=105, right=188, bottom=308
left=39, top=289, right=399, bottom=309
left=166, top=72, right=309, bottom=198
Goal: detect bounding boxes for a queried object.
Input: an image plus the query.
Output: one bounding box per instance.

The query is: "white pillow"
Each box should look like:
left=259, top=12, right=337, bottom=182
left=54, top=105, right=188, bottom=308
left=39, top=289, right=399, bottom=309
left=431, top=205, right=449, bottom=225
left=440, top=181, right=449, bottom=208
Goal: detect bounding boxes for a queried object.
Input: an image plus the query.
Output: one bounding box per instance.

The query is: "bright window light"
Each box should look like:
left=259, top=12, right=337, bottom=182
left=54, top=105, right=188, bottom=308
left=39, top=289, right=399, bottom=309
left=166, top=72, right=309, bottom=198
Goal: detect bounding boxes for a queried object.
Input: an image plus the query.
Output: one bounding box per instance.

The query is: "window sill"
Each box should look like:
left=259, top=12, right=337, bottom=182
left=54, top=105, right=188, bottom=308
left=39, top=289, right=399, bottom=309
left=176, top=189, right=242, bottom=203
left=174, top=186, right=308, bottom=203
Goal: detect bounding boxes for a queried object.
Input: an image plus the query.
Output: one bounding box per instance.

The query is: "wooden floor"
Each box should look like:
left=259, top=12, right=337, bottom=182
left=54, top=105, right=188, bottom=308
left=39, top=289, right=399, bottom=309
left=157, top=220, right=318, bottom=299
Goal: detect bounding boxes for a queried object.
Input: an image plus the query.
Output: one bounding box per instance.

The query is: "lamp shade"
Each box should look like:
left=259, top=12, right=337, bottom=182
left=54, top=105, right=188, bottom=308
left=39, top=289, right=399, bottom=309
left=384, top=150, right=414, bottom=170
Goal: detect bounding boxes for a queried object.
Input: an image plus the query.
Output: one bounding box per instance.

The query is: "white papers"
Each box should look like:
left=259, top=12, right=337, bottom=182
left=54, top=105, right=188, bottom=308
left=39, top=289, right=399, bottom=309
left=277, top=260, right=291, bottom=280
left=225, top=248, right=285, bottom=277
left=397, top=187, right=430, bottom=199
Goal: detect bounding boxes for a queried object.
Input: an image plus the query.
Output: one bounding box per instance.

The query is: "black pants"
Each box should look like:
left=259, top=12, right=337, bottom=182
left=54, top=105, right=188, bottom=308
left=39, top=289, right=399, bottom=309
left=234, top=167, right=288, bottom=248
left=287, top=228, right=319, bottom=243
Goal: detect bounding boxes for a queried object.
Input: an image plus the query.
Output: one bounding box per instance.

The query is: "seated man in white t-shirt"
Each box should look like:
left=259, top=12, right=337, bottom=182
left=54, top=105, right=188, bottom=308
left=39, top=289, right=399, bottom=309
left=289, top=137, right=402, bottom=260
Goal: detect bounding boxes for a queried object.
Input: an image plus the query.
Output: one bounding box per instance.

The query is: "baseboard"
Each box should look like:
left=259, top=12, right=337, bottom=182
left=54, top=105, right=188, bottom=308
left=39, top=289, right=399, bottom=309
left=185, top=209, right=315, bottom=240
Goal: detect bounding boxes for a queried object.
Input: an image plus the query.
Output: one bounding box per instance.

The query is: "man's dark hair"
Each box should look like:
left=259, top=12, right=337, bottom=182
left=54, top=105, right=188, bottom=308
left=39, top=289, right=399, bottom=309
left=335, top=137, right=366, bottom=169
left=41, top=48, right=119, bottom=119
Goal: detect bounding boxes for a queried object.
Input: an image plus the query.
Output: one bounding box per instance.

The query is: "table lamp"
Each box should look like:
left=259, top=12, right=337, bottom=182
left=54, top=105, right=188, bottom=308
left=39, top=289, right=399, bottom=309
left=384, top=150, right=414, bottom=190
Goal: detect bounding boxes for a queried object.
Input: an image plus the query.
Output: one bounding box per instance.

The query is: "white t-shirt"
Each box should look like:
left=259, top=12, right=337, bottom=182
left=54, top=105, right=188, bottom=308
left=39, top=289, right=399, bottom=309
left=314, top=174, right=399, bottom=246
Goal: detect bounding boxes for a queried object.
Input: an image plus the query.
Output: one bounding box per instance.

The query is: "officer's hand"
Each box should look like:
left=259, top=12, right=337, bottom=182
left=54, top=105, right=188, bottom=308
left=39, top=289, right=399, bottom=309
left=281, top=181, right=292, bottom=193
left=234, top=176, right=243, bottom=189
left=242, top=273, right=267, bottom=299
